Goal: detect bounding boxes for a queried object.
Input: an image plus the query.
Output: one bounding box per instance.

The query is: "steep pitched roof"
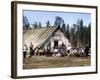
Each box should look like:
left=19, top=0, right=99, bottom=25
left=24, top=27, right=57, bottom=49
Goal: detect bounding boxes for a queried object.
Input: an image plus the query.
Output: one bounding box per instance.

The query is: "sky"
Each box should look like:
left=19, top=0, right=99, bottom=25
left=23, top=10, right=91, bottom=27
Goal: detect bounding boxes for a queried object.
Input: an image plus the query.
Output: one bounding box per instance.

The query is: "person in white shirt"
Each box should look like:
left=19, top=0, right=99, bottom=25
left=23, top=44, right=28, bottom=58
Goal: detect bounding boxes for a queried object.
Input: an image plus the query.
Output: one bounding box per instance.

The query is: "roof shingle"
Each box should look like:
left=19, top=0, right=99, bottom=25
left=24, top=27, right=57, bottom=49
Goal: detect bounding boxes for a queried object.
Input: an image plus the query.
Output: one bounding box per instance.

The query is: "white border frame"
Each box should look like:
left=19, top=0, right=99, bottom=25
left=16, top=3, right=97, bottom=77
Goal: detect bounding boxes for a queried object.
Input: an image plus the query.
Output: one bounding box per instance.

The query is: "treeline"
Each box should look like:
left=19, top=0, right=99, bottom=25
left=69, top=20, right=91, bottom=48
left=23, top=16, right=91, bottom=48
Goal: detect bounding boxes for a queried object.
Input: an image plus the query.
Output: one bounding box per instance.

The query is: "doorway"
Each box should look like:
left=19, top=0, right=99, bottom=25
left=54, top=41, right=58, bottom=48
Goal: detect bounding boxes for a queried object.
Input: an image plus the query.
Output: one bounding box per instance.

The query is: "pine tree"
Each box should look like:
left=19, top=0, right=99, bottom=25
left=34, top=22, right=38, bottom=28
left=23, top=16, right=30, bottom=30
left=39, top=22, right=42, bottom=28
left=62, top=23, right=66, bottom=33
left=46, top=20, right=50, bottom=27
left=66, top=24, right=70, bottom=40
left=54, top=16, right=63, bottom=27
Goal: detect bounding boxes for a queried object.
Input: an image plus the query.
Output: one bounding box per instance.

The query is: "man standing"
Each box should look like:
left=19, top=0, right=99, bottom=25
left=29, top=42, right=34, bottom=58
left=23, top=44, right=28, bottom=58
left=85, top=45, right=89, bottom=56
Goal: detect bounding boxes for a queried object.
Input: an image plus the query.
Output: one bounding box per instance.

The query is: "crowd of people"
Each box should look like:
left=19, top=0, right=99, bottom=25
left=23, top=42, right=90, bottom=58
left=68, top=46, right=90, bottom=57
left=53, top=44, right=67, bottom=56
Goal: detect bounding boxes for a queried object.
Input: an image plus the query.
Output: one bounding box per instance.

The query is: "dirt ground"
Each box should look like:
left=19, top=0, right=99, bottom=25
left=23, top=56, right=91, bottom=69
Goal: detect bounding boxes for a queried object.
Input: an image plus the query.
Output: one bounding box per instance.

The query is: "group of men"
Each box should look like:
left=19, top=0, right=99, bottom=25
left=53, top=44, right=67, bottom=56
left=23, top=42, right=33, bottom=58
left=70, top=46, right=90, bottom=57
left=23, top=42, right=90, bottom=58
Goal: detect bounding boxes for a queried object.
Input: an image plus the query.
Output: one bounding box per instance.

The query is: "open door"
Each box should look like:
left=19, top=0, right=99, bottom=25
left=54, top=41, right=58, bottom=48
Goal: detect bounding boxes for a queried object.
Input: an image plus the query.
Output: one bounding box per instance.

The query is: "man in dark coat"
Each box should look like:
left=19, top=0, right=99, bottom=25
left=85, top=45, right=89, bottom=56
left=29, top=42, right=34, bottom=58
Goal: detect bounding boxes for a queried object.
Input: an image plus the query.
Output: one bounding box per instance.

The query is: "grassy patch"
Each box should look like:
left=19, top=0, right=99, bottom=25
left=23, top=56, right=91, bottom=69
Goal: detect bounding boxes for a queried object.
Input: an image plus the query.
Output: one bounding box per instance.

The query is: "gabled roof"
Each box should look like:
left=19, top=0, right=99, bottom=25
left=24, top=27, right=58, bottom=49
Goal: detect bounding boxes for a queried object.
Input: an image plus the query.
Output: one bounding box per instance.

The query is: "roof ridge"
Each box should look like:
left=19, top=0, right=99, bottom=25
left=38, top=27, right=58, bottom=48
